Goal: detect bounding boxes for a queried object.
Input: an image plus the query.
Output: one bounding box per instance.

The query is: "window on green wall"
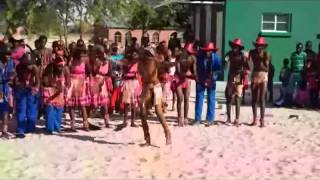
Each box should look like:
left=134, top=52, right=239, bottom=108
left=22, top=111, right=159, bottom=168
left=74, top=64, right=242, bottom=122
left=261, top=13, right=291, bottom=33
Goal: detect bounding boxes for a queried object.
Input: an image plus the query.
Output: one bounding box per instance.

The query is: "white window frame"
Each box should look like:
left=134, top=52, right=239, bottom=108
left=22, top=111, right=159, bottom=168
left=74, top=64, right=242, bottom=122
left=261, top=13, right=291, bottom=33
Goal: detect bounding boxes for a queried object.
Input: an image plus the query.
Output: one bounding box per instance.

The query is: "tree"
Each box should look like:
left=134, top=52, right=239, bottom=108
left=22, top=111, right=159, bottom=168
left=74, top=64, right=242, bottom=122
left=2, top=0, right=62, bottom=36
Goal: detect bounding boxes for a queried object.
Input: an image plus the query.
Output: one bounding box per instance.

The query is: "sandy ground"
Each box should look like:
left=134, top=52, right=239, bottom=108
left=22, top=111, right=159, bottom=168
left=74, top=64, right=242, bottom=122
left=1, top=82, right=320, bottom=180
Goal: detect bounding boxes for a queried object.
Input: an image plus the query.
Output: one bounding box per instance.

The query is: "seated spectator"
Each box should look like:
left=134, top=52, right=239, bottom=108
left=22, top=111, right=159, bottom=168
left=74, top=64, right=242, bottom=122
left=274, top=58, right=291, bottom=107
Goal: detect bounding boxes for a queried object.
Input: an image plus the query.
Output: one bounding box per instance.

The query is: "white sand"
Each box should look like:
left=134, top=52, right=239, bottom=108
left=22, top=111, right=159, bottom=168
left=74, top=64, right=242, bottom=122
left=1, top=87, right=320, bottom=179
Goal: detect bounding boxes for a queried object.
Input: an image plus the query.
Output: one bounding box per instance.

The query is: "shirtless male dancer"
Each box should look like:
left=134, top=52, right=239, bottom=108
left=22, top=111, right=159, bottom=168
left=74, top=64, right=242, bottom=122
left=249, top=37, right=271, bottom=128
left=138, top=46, right=172, bottom=146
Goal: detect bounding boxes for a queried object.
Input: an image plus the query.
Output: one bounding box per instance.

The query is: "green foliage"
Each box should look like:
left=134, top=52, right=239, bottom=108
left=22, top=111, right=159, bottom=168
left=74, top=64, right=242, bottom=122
left=28, top=7, right=60, bottom=35
left=129, top=3, right=157, bottom=29
left=1, top=0, right=190, bottom=36
left=127, top=0, right=190, bottom=29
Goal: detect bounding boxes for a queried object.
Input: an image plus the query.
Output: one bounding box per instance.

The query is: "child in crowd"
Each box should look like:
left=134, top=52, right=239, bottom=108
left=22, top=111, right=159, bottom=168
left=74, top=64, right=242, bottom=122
left=275, top=58, right=291, bottom=107
left=42, top=57, right=68, bottom=133
left=0, top=45, right=14, bottom=138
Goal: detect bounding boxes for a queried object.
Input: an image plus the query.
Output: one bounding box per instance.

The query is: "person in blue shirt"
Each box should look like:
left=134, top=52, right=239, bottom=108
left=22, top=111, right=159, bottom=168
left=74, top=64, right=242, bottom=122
left=194, top=42, right=222, bottom=126
left=0, top=44, right=15, bottom=138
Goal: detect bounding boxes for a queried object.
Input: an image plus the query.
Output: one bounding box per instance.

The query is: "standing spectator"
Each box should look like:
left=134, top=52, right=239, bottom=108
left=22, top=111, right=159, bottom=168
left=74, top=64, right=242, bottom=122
left=317, top=43, right=320, bottom=108
left=286, top=43, right=306, bottom=106
left=267, top=62, right=275, bottom=103
left=304, top=41, right=318, bottom=108
left=168, top=32, right=181, bottom=57
left=275, top=58, right=291, bottom=107
left=141, top=31, right=150, bottom=48
left=183, top=24, right=195, bottom=44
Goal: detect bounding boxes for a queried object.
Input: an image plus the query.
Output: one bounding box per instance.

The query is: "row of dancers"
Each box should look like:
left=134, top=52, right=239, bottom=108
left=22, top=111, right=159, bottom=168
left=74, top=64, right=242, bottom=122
left=0, top=34, right=271, bottom=145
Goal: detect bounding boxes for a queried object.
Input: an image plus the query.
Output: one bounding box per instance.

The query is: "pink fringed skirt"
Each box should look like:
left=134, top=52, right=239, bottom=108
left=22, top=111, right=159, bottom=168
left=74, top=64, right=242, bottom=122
left=121, top=79, right=141, bottom=107
left=89, top=75, right=110, bottom=107
left=66, top=74, right=89, bottom=107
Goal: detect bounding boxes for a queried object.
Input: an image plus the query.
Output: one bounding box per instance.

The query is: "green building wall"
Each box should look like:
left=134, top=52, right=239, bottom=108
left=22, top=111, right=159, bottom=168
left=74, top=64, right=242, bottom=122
left=223, top=0, right=320, bottom=81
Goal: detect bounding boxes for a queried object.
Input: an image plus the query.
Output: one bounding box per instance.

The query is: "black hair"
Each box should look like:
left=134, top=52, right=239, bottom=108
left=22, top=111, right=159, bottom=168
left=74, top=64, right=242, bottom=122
left=283, top=58, right=289, bottom=65
left=305, top=40, right=312, bottom=47
left=296, top=42, right=303, bottom=48
left=39, top=35, right=47, bottom=41
left=77, top=39, right=85, bottom=47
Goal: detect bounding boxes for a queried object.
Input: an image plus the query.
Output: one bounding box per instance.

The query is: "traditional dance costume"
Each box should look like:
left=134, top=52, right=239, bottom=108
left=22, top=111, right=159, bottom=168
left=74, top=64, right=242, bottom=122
left=15, top=63, right=39, bottom=134
left=66, top=61, right=89, bottom=107
left=121, top=63, right=141, bottom=107
left=0, top=59, right=14, bottom=115
left=42, top=74, right=65, bottom=133
left=89, top=62, right=111, bottom=107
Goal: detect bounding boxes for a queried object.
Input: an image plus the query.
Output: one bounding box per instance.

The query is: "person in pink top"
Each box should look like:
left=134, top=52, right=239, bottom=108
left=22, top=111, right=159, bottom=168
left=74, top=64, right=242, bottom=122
left=119, top=49, right=141, bottom=128
left=88, top=45, right=112, bottom=128
left=174, top=43, right=197, bottom=126
left=66, top=40, right=90, bottom=131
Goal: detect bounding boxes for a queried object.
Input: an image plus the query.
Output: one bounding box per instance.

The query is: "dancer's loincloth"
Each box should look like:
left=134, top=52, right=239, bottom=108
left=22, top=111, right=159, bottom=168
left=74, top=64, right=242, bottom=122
left=141, top=83, right=163, bottom=107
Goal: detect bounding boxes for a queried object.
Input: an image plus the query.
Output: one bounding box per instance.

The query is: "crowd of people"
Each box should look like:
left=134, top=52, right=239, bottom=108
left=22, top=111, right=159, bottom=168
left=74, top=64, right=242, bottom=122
left=0, top=32, right=319, bottom=145
left=275, top=41, right=320, bottom=108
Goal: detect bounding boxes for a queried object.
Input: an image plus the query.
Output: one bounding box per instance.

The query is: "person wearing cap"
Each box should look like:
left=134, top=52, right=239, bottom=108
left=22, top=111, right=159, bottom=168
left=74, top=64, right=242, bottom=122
left=224, top=38, right=250, bottom=126
left=14, top=52, right=40, bottom=137
left=285, top=43, right=307, bottom=106
left=10, top=34, right=26, bottom=49
left=194, top=42, right=222, bottom=126
left=10, top=34, right=27, bottom=65
left=66, top=41, right=90, bottom=131
left=249, top=37, right=271, bottom=128
left=138, top=45, right=172, bottom=146
left=0, top=45, right=15, bottom=138
left=174, top=43, right=197, bottom=126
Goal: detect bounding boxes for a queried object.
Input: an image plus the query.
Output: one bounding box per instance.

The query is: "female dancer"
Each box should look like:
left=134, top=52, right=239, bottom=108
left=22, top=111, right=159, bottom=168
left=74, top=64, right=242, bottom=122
left=66, top=40, right=90, bottom=131
left=42, top=56, right=68, bottom=133
left=88, top=45, right=112, bottom=128
left=120, top=50, right=141, bottom=127
left=175, top=43, right=197, bottom=126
